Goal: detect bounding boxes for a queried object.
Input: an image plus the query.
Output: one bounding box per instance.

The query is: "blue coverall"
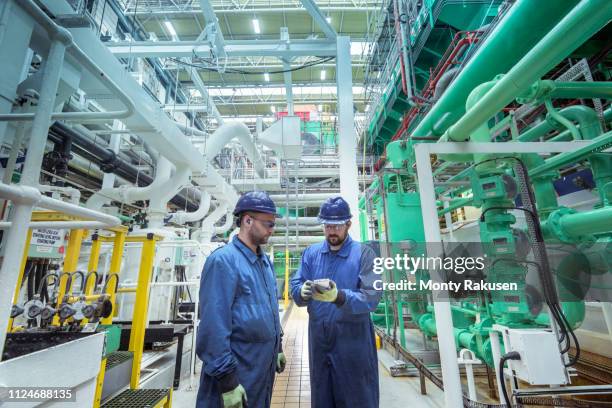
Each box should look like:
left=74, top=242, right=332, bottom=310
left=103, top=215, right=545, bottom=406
left=290, top=236, right=381, bottom=408
left=196, top=236, right=281, bottom=408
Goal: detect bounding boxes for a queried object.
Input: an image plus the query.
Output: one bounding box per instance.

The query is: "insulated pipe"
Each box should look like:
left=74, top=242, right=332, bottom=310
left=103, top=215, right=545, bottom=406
left=123, top=157, right=173, bottom=202
left=147, top=164, right=192, bottom=228
left=199, top=202, right=230, bottom=242
left=205, top=122, right=265, bottom=177
left=444, top=0, right=612, bottom=142
left=275, top=225, right=323, bottom=232
left=49, top=123, right=200, bottom=210
left=39, top=195, right=120, bottom=226
left=0, top=221, right=110, bottom=229
left=214, top=210, right=235, bottom=234
left=268, top=235, right=323, bottom=245
left=19, top=39, right=71, bottom=186
left=0, top=2, right=135, bottom=123
left=167, top=191, right=212, bottom=224
left=278, top=216, right=321, bottom=225
left=268, top=193, right=336, bottom=206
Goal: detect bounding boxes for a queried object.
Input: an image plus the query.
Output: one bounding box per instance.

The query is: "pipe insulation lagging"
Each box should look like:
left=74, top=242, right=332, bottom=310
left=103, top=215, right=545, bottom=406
left=205, top=122, right=266, bottom=178
left=48, top=123, right=200, bottom=210
left=167, top=191, right=212, bottom=224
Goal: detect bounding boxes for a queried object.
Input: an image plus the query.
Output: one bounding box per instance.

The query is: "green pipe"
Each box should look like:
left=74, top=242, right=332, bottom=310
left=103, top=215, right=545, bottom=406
left=445, top=0, right=612, bottom=142
left=556, top=206, right=612, bottom=238
left=530, top=130, right=612, bottom=177
left=411, top=0, right=580, bottom=138
left=437, top=197, right=474, bottom=216
left=544, top=80, right=612, bottom=100
left=544, top=99, right=581, bottom=141
left=519, top=106, right=612, bottom=143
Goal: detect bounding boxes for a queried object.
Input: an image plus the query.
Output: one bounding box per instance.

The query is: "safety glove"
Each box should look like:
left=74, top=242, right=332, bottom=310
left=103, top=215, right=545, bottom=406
left=222, top=384, right=247, bottom=408
left=312, top=279, right=339, bottom=302
left=300, top=280, right=314, bottom=300
left=276, top=352, right=286, bottom=373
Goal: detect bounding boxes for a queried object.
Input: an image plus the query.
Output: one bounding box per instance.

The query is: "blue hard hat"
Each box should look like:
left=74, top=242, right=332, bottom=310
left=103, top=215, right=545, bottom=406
left=233, top=191, right=277, bottom=217
left=318, top=196, right=352, bottom=224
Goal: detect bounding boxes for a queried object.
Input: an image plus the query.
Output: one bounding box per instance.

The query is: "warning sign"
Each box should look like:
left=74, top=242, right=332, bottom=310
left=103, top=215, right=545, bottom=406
left=29, top=229, right=65, bottom=258
left=31, top=229, right=64, bottom=247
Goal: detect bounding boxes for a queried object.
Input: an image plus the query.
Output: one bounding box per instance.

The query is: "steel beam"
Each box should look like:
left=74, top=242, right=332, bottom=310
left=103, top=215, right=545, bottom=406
left=198, top=0, right=226, bottom=58
left=107, top=39, right=337, bottom=58
left=336, top=36, right=360, bottom=240
left=299, top=0, right=338, bottom=39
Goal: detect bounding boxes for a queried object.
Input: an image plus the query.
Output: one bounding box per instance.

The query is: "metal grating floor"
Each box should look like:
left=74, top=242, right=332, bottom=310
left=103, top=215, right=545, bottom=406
left=271, top=306, right=311, bottom=407
left=106, top=351, right=133, bottom=370
left=101, top=389, right=169, bottom=407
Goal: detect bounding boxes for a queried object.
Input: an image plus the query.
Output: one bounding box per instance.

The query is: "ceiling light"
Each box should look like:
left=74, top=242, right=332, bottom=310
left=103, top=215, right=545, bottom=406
left=252, top=19, right=261, bottom=34
left=163, top=21, right=177, bottom=38
left=264, top=72, right=270, bottom=82
left=326, top=16, right=332, bottom=23
left=320, top=70, right=326, bottom=80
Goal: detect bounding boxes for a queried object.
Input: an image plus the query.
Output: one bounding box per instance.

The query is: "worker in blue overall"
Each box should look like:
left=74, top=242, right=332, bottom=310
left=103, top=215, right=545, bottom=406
left=290, top=196, right=381, bottom=407
left=196, top=191, right=285, bottom=408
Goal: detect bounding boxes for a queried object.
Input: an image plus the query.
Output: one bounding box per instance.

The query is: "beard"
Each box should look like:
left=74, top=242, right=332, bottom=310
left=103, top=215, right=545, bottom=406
left=249, top=229, right=271, bottom=246
left=326, top=234, right=346, bottom=246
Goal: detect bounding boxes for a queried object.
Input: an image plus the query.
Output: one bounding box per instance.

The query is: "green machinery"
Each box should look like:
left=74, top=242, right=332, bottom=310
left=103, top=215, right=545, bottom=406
left=361, top=0, right=612, bottom=368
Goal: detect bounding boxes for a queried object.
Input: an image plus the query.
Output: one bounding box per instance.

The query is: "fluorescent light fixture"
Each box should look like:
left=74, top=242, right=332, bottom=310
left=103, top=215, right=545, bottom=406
left=163, top=21, right=177, bottom=38
left=252, top=19, right=261, bottom=34
left=326, top=16, right=332, bottom=23
left=271, top=105, right=276, bottom=113
left=264, top=72, right=270, bottom=82
left=320, top=70, right=326, bottom=80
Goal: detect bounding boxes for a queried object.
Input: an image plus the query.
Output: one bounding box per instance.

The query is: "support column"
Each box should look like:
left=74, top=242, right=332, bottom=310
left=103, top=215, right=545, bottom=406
left=336, top=36, right=360, bottom=239
left=415, top=144, right=463, bottom=408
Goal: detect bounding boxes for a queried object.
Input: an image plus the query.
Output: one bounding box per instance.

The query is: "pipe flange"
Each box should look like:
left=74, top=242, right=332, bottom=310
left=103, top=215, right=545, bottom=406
left=547, top=207, right=578, bottom=243
left=516, top=80, right=554, bottom=105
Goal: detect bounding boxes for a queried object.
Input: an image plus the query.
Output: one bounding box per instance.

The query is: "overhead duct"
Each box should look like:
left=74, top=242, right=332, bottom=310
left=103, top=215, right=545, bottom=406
left=258, top=116, right=302, bottom=160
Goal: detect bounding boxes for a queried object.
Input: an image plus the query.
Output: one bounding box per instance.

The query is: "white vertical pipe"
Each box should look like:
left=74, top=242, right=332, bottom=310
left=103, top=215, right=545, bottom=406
left=601, top=302, right=612, bottom=342
left=414, top=144, right=462, bottom=408
left=336, top=36, right=360, bottom=240
left=489, top=330, right=505, bottom=403
left=466, top=362, right=476, bottom=400
left=0, top=203, right=34, bottom=356
left=101, top=121, right=123, bottom=189
left=20, top=38, right=70, bottom=186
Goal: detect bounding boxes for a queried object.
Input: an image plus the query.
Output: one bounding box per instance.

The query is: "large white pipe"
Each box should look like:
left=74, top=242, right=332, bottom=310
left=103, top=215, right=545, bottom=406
left=206, top=122, right=265, bottom=177
left=199, top=202, right=229, bottom=242
left=167, top=190, right=212, bottom=224
left=269, top=193, right=335, bottom=206
left=0, top=221, right=110, bottom=229
left=275, top=224, right=322, bottom=232
left=0, top=2, right=135, bottom=124
left=278, top=216, right=321, bottom=225
left=267, top=235, right=323, bottom=245
left=214, top=210, right=235, bottom=234
left=123, top=157, right=173, bottom=202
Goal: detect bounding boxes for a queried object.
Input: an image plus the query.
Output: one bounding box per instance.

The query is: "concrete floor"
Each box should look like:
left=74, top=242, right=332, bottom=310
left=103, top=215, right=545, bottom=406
left=173, top=306, right=445, bottom=407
